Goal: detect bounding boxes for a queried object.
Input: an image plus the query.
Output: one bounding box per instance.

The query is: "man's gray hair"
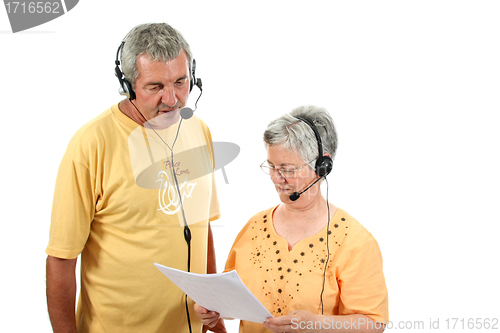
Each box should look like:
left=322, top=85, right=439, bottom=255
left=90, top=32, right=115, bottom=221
left=263, top=105, right=338, bottom=169
left=121, top=23, right=193, bottom=89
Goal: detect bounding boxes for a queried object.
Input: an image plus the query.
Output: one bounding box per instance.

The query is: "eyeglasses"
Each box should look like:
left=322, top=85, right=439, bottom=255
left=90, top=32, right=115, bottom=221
left=260, top=160, right=313, bottom=179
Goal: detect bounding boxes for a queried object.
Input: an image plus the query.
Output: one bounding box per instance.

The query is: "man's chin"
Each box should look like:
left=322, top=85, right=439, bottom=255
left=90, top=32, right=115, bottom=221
left=146, top=109, right=181, bottom=129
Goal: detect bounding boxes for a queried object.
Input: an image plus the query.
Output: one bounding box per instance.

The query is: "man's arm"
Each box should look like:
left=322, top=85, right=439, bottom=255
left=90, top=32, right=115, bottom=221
left=46, top=255, right=77, bottom=333
left=207, top=224, right=216, bottom=274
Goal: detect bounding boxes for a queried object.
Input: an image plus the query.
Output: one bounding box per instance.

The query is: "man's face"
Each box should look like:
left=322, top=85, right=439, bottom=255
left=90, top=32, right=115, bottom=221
left=133, top=50, right=191, bottom=123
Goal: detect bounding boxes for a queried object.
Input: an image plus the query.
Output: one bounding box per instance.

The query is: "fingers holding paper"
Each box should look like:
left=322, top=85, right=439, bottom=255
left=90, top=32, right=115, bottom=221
left=263, top=310, right=319, bottom=333
left=194, top=303, right=221, bottom=328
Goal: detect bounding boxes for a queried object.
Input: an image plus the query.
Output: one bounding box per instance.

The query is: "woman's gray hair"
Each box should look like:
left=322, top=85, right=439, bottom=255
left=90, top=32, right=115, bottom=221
left=264, top=105, right=338, bottom=168
left=121, top=23, right=193, bottom=89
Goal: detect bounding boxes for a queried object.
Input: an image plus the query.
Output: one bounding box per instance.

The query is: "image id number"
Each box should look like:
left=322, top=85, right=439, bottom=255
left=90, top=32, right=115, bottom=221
left=445, top=318, right=499, bottom=330
left=5, top=2, right=61, bottom=14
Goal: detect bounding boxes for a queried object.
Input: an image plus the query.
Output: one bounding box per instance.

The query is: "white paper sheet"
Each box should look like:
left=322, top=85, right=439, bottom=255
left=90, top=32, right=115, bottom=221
left=154, top=263, right=273, bottom=323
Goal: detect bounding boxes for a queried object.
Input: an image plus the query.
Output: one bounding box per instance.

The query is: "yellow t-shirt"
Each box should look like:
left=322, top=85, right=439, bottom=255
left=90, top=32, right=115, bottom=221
left=46, top=104, right=220, bottom=333
left=225, top=206, right=388, bottom=333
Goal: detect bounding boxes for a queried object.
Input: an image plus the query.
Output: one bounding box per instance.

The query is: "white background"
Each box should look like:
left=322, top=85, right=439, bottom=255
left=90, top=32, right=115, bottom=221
left=1, top=1, right=499, bottom=332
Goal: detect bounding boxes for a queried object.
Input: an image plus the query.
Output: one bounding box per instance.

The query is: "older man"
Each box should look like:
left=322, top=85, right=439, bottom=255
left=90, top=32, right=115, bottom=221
left=46, top=23, right=226, bottom=333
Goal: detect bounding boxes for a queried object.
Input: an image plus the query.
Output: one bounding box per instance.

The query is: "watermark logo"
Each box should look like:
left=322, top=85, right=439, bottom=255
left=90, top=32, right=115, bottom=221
left=213, top=142, right=239, bottom=184
left=3, top=0, right=79, bottom=33
left=127, top=116, right=240, bottom=226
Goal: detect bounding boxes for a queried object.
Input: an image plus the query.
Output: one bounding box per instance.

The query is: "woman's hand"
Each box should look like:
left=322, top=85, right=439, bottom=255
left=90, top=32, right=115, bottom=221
left=193, top=303, right=221, bottom=329
left=264, top=312, right=385, bottom=333
left=263, top=310, right=320, bottom=333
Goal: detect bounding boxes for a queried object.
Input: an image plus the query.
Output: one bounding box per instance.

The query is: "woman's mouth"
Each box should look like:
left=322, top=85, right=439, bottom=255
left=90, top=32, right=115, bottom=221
left=276, top=186, right=293, bottom=194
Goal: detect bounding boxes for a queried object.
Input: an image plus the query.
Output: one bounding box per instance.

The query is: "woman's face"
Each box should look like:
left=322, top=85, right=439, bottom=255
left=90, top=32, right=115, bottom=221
left=266, top=144, right=320, bottom=204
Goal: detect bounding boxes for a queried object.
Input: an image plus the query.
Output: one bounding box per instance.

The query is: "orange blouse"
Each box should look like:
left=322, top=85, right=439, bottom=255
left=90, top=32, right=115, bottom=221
left=224, top=206, right=388, bottom=333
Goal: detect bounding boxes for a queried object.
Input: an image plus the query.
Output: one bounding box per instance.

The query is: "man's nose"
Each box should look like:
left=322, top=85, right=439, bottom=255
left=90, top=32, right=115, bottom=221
left=161, top=86, right=177, bottom=107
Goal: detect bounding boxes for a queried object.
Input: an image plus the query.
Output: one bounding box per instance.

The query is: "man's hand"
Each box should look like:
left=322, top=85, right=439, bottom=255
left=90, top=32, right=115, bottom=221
left=194, top=303, right=227, bottom=333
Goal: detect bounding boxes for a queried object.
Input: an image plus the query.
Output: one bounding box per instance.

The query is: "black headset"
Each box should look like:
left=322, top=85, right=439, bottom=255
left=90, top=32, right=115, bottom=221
left=294, top=115, right=333, bottom=177
left=114, top=41, right=201, bottom=101
left=294, top=115, right=333, bottom=315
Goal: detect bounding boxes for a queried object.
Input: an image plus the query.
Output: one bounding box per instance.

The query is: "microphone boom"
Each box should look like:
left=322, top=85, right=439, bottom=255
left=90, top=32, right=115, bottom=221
left=288, top=175, right=324, bottom=201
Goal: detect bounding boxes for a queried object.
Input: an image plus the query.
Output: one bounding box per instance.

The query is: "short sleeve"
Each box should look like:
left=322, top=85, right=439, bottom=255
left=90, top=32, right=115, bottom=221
left=46, top=159, right=96, bottom=259
left=336, top=231, right=389, bottom=323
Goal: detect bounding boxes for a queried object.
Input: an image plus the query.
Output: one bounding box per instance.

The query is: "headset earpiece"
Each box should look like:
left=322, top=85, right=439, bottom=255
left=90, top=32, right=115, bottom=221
left=115, top=41, right=136, bottom=100
left=316, top=155, right=333, bottom=177
left=190, top=59, right=202, bottom=93
left=119, top=78, right=135, bottom=101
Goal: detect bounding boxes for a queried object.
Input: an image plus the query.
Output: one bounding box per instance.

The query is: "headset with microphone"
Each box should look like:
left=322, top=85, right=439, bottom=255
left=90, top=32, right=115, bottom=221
left=114, top=41, right=203, bottom=110
left=114, top=40, right=203, bottom=248
left=114, top=40, right=203, bottom=333
left=289, top=116, right=333, bottom=202
left=288, top=115, right=334, bottom=314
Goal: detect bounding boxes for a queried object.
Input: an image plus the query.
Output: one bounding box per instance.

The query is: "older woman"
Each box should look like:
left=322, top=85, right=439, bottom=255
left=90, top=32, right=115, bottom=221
left=196, top=106, right=388, bottom=333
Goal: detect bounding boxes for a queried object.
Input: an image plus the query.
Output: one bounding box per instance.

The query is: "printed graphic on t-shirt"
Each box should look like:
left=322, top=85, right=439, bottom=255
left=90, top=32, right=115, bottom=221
left=128, top=116, right=215, bottom=226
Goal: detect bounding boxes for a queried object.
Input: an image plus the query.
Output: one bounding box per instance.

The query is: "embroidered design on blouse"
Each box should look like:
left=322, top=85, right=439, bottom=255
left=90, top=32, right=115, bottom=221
left=247, top=210, right=350, bottom=316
